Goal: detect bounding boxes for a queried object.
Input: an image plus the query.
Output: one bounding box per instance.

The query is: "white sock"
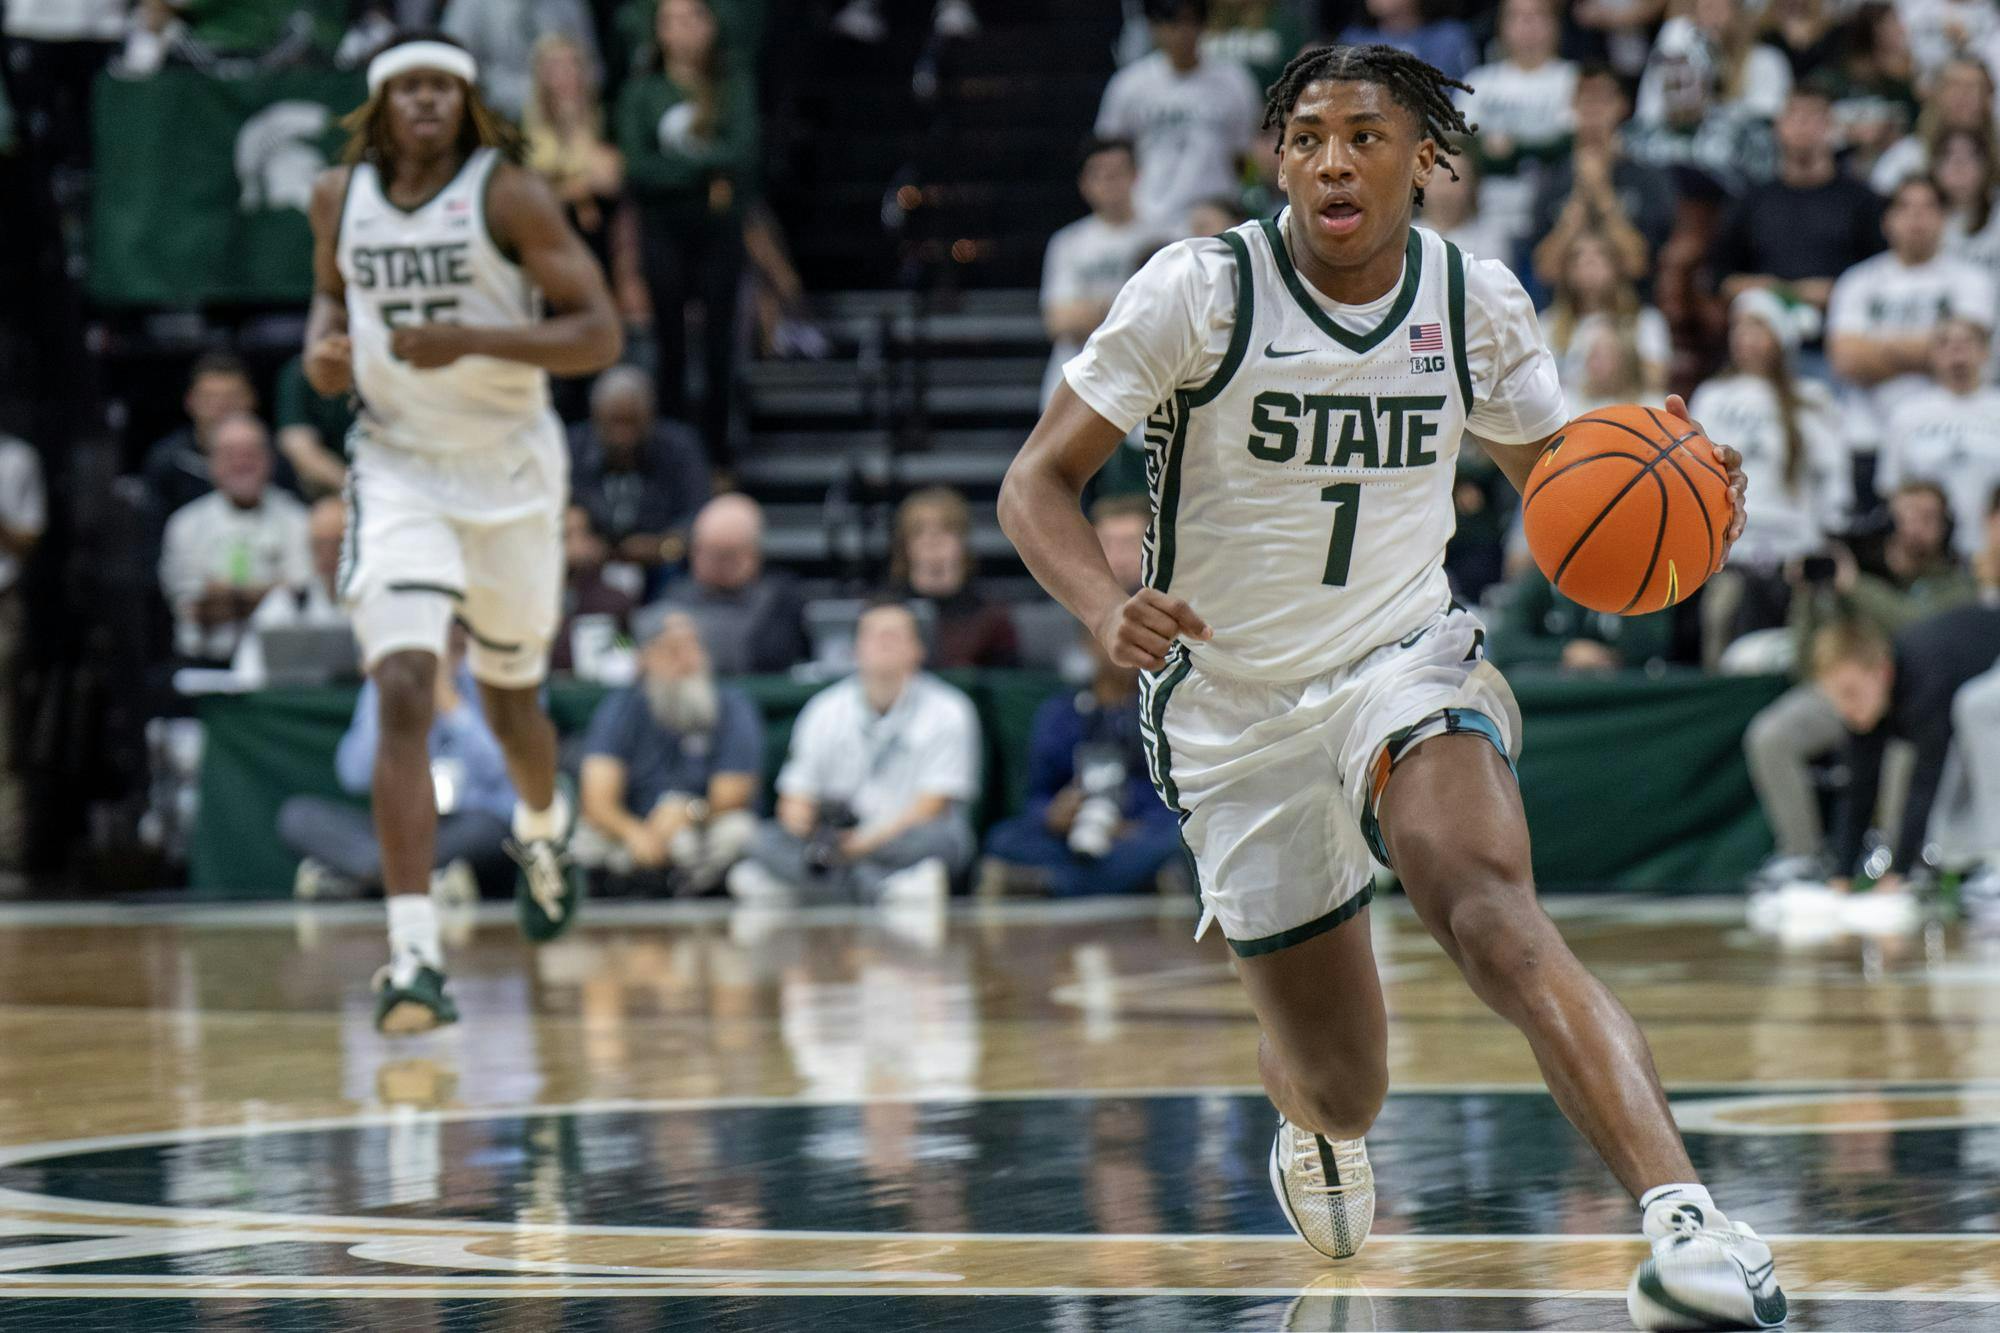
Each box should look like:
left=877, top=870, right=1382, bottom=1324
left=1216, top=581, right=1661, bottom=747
left=387, top=893, right=442, bottom=970
left=513, top=788, right=570, bottom=843
left=1641, top=1182, right=1716, bottom=1221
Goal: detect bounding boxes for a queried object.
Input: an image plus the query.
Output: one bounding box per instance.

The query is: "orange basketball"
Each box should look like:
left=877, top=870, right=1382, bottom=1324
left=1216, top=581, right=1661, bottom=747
left=1520, top=404, right=1731, bottom=616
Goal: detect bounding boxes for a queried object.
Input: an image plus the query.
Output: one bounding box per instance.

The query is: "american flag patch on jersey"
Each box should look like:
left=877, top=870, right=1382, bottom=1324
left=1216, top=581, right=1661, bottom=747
left=1408, top=323, right=1443, bottom=352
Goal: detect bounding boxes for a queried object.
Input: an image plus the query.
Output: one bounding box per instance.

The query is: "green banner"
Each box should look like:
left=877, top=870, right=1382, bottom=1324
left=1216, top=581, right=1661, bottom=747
left=91, top=67, right=365, bottom=307
left=192, top=669, right=1789, bottom=899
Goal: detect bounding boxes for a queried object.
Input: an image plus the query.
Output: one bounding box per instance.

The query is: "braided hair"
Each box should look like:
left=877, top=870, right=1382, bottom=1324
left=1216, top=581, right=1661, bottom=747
left=1262, top=44, right=1474, bottom=209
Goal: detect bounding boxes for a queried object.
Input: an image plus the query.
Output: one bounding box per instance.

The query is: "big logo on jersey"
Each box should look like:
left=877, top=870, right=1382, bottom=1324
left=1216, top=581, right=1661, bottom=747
left=1245, top=392, right=1446, bottom=469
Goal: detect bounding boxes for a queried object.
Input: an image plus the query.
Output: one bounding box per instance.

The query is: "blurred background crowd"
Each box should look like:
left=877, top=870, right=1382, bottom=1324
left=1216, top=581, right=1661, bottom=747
left=1, top=0, right=1997, bottom=909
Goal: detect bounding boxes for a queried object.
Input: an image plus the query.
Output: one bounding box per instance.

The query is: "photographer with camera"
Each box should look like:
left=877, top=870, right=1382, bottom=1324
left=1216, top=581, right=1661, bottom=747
left=728, top=599, right=979, bottom=908
left=573, top=609, right=763, bottom=895
left=980, top=626, right=1184, bottom=897
left=1743, top=480, right=1980, bottom=886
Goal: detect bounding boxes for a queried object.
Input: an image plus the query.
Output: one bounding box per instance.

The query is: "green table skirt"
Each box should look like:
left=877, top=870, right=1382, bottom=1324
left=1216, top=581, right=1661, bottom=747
left=192, top=669, right=1787, bottom=898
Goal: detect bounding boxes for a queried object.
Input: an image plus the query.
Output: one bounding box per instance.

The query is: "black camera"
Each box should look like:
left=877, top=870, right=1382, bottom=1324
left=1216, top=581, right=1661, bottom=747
left=803, top=800, right=859, bottom=877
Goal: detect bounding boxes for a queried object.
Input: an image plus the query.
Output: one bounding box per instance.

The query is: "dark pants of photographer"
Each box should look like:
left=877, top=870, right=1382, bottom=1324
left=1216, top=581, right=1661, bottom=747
left=278, top=796, right=512, bottom=892
left=746, top=814, right=975, bottom=903
left=983, top=813, right=1183, bottom=897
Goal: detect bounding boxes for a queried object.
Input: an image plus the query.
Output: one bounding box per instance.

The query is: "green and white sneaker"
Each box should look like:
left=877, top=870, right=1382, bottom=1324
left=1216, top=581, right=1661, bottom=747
left=510, top=784, right=582, bottom=943
left=1269, top=1115, right=1375, bottom=1260
left=1628, top=1198, right=1788, bottom=1330
left=372, top=957, right=458, bottom=1035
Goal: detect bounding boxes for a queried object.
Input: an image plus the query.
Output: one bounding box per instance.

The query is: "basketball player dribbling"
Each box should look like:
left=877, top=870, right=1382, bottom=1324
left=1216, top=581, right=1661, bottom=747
left=1001, top=45, right=1786, bottom=1331
left=303, top=34, right=622, bottom=1034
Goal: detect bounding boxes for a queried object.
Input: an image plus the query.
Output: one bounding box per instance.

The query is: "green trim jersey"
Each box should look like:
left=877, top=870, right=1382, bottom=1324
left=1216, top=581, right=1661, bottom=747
left=1065, top=210, right=1567, bottom=682
left=338, top=146, right=552, bottom=457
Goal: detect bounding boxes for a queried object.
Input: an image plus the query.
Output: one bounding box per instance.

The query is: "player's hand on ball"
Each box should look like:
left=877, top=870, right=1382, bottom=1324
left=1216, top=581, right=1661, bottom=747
left=1100, top=589, right=1211, bottom=671
left=304, top=334, right=354, bottom=396
left=391, top=324, right=477, bottom=369
left=1665, top=392, right=1746, bottom=572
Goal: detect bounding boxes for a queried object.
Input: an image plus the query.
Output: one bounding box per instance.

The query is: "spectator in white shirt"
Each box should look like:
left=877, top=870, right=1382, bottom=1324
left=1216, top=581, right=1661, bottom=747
left=231, top=496, right=352, bottom=687
left=1870, top=54, right=1997, bottom=193
left=729, top=599, right=979, bottom=907
left=1934, top=126, right=2000, bottom=295
left=1042, top=137, right=1159, bottom=407
left=1881, top=316, right=2000, bottom=558
left=1637, top=0, right=1794, bottom=124
left=1094, top=0, right=1262, bottom=234
left=157, top=415, right=311, bottom=666
left=1457, top=0, right=1579, bottom=252
left=1828, top=173, right=1997, bottom=439
left=1902, top=0, right=1997, bottom=83
left=1538, top=228, right=1672, bottom=406
left=1689, top=289, right=1852, bottom=658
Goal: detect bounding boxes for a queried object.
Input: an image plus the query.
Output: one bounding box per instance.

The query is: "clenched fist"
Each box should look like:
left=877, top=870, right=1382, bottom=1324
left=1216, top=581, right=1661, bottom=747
left=1096, top=588, right=1212, bottom=672
left=390, top=324, right=479, bottom=369
left=303, top=333, right=353, bottom=396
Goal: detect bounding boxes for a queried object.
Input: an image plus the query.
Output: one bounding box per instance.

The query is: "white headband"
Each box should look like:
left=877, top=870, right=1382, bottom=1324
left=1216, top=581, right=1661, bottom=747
left=367, top=41, right=478, bottom=95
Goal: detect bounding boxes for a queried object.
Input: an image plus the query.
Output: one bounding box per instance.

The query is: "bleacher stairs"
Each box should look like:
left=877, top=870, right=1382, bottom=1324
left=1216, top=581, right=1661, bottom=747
left=747, top=0, right=1125, bottom=603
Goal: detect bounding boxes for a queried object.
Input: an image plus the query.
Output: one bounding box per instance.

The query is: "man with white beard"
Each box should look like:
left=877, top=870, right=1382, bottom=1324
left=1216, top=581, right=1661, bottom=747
left=575, top=608, right=764, bottom=893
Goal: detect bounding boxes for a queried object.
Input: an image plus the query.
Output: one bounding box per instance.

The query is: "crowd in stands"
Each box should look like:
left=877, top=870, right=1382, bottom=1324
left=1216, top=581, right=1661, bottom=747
left=5, top=0, right=2000, bottom=908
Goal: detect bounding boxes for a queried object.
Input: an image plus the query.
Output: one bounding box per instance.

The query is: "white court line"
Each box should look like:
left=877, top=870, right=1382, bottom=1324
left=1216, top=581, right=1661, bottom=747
left=0, top=1276, right=1990, bottom=1304
left=1674, top=1089, right=2000, bottom=1134
left=0, top=893, right=1755, bottom=931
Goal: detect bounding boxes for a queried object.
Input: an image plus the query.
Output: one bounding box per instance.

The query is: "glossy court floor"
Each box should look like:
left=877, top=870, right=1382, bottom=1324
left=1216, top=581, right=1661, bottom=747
left=0, top=894, right=1996, bottom=1331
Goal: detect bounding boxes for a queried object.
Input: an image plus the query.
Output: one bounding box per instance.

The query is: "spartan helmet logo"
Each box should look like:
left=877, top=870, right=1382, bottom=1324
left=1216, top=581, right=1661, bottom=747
left=236, top=100, right=332, bottom=213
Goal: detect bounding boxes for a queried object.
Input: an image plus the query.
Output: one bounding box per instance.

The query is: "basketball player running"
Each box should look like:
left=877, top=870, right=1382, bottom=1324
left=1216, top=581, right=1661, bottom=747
left=304, top=34, right=622, bottom=1033
left=1001, top=45, right=1784, bottom=1332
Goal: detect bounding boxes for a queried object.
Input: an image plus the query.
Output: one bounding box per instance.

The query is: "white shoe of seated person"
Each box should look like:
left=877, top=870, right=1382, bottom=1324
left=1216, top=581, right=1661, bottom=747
left=726, top=860, right=797, bottom=907
left=877, top=856, right=949, bottom=908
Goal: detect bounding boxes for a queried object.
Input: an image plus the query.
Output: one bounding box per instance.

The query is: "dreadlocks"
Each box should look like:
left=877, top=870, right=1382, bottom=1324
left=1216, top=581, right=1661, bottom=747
left=339, top=33, right=521, bottom=168
left=1262, top=43, right=1475, bottom=208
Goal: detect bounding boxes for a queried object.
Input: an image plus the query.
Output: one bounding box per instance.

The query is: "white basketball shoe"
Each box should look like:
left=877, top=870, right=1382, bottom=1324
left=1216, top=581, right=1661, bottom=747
left=1269, top=1115, right=1375, bottom=1259
left=1628, top=1197, right=1788, bottom=1330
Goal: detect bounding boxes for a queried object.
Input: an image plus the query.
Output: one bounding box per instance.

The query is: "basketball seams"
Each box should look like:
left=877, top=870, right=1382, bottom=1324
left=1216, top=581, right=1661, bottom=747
left=1639, top=406, right=1731, bottom=485
left=1520, top=450, right=1651, bottom=521
left=1551, top=454, right=1661, bottom=591
left=1614, top=468, right=1670, bottom=615
left=1571, top=411, right=1729, bottom=488
left=1655, top=449, right=1722, bottom=577
left=1539, top=410, right=1730, bottom=609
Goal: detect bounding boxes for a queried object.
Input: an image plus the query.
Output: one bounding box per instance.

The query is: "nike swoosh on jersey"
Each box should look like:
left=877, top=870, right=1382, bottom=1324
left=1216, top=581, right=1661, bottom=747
left=1264, top=343, right=1313, bottom=358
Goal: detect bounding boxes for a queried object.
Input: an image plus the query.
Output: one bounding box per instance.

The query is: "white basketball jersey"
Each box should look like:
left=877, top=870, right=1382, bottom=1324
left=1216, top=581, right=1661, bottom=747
left=338, top=147, right=550, bottom=455
left=1140, top=220, right=1477, bottom=682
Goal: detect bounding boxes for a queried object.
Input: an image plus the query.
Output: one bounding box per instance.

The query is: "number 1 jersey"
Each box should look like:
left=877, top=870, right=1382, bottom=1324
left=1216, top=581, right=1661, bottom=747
left=1064, top=212, right=1567, bottom=682
left=337, top=146, right=550, bottom=456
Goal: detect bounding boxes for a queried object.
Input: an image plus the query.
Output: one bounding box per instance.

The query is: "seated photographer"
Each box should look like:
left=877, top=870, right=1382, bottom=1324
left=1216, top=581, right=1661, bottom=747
left=728, top=599, right=978, bottom=907
left=980, top=627, right=1181, bottom=897
left=573, top=609, right=762, bottom=895
left=279, top=629, right=512, bottom=901
left=1810, top=599, right=2000, bottom=893
left=1745, top=481, right=1979, bottom=884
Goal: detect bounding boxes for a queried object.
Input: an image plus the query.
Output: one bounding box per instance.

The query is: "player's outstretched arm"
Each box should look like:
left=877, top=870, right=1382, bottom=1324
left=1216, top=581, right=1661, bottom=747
left=303, top=168, right=354, bottom=397
left=998, top=384, right=1210, bottom=672
left=392, top=164, right=623, bottom=376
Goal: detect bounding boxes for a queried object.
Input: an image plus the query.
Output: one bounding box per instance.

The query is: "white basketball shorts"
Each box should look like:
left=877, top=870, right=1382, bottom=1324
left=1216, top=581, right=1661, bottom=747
left=1141, top=601, right=1521, bottom=957
left=338, top=414, right=566, bottom=689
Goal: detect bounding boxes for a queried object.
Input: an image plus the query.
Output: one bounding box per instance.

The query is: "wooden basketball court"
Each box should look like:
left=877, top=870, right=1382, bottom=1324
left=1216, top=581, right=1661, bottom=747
left=0, top=894, right=1993, bottom=1330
